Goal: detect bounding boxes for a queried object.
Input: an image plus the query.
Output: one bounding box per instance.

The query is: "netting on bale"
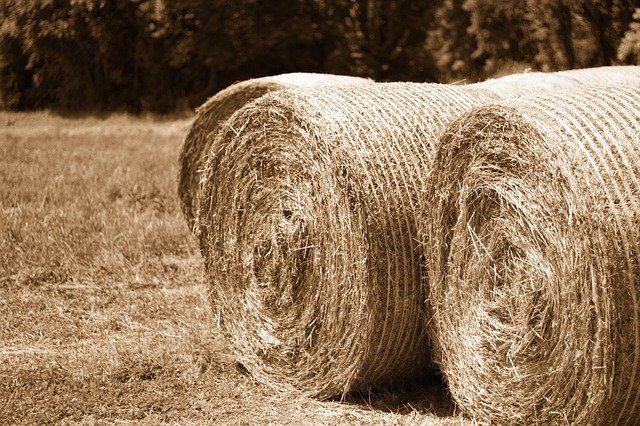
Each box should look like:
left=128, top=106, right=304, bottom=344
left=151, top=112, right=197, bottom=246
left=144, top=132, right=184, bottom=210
left=197, top=83, right=500, bottom=398
left=177, top=73, right=371, bottom=232
left=423, top=85, right=640, bottom=424
left=475, top=65, right=640, bottom=98
left=474, top=70, right=582, bottom=97
left=559, top=64, right=640, bottom=85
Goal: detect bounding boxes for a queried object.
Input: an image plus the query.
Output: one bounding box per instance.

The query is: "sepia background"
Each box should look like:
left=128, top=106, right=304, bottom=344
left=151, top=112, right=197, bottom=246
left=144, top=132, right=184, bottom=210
left=1, top=1, right=640, bottom=113
left=2, top=1, right=640, bottom=424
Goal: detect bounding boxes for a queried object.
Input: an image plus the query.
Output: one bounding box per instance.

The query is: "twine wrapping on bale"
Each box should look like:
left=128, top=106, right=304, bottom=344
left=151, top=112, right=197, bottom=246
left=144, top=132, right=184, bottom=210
left=474, top=70, right=582, bottom=97
left=474, top=65, right=640, bottom=97
left=197, top=83, right=500, bottom=398
left=177, top=73, right=371, bottom=232
left=423, top=85, right=640, bottom=424
left=559, top=64, right=640, bottom=84
left=180, top=67, right=639, bottom=233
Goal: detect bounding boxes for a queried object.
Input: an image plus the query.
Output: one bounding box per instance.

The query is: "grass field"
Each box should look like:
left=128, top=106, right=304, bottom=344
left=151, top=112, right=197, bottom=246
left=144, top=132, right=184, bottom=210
left=0, top=111, right=466, bottom=425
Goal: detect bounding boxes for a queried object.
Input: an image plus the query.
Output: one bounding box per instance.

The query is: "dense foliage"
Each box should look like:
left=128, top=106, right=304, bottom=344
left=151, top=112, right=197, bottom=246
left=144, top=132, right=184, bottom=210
left=1, top=0, right=639, bottom=112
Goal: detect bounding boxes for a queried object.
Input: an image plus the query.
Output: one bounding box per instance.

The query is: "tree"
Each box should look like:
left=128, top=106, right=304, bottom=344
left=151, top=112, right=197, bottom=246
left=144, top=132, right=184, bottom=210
left=161, top=0, right=326, bottom=106
left=463, top=0, right=537, bottom=76
left=6, top=0, right=99, bottom=110
left=0, top=0, right=34, bottom=109
left=1, top=0, right=639, bottom=112
left=525, top=0, right=576, bottom=71
left=319, top=0, right=438, bottom=81
left=568, top=0, right=638, bottom=66
left=618, top=8, right=640, bottom=63
left=426, top=0, right=481, bottom=82
left=0, top=0, right=178, bottom=112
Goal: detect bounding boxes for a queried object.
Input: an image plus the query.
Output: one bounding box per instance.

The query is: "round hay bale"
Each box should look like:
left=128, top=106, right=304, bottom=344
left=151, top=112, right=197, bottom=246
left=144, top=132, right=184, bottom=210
left=558, top=64, right=640, bottom=85
left=474, top=70, right=581, bottom=97
left=177, top=73, right=372, bottom=233
left=475, top=65, right=640, bottom=98
left=197, top=83, right=500, bottom=398
left=423, top=84, right=640, bottom=424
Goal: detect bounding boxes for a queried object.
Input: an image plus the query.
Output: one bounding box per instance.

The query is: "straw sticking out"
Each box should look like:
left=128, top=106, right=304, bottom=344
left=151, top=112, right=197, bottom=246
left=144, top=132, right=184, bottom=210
left=177, top=73, right=371, bottom=233
left=197, top=83, right=499, bottom=398
left=423, top=84, right=640, bottom=424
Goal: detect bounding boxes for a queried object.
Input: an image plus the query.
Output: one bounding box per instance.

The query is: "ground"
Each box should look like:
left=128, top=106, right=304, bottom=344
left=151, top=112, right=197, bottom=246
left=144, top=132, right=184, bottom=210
left=0, top=111, right=468, bottom=425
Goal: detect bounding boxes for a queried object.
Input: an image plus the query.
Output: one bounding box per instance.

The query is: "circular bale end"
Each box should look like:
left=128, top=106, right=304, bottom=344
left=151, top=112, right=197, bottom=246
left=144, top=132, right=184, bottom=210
left=198, top=91, right=419, bottom=398
left=177, top=73, right=372, bottom=234
left=197, top=83, right=500, bottom=398
left=177, top=81, right=279, bottom=233
left=423, top=86, right=640, bottom=424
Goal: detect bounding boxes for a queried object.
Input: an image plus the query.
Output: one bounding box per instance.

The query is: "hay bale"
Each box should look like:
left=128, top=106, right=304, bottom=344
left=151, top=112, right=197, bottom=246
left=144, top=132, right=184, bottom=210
left=558, top=64, right=640, bottom=85
left=475, top=65, right=640, bottom=97
left=177, top=73, right=371, bottom=233
left=475, top=70, right=581, bottom=97
left=423, top=84, right=640, bottom=424
left=197, top=83, right=500, bottom=398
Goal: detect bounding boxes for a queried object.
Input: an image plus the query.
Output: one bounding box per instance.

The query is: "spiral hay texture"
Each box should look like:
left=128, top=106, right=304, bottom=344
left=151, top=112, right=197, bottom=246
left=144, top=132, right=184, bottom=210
left=475, top=65, right=640, bottom=97
left=424, top=85, right=640, bottom=424
left=177, top=73, right=371, bottom=232
left=197, top=83, right=500, bottom=398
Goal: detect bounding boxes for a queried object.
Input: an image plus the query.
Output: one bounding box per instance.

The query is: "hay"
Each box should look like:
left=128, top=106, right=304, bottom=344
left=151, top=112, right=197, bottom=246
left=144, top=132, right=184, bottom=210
left=197, top=83, right=500, bottom=398
left=180, top=67, right=640, bottom=233
left=177, top=73, right=371, bottom=233
left=423, top=84, right=640, bottom=424
left=475, top=65, right=640, bottom=97
left=475, top=70, right=582, bottom=97
left=558, top=64, right=640, bottom=85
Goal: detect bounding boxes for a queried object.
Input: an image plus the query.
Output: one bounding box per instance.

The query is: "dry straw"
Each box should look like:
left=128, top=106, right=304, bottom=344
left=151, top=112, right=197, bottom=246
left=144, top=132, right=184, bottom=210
left=180, top=67, right=639, bottom=232
left=197, top=83, right=500, bottom=398
left=423, top=84, right=640, bottom=424
left=192, top=66, right=640, bottom=400
left=475, top=65, right=640, bottom=97
left=177, top=73, right=371, bottom=232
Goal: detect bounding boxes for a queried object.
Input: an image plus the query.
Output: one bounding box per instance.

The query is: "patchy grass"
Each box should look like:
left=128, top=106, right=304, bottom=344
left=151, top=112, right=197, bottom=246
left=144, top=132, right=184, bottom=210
left=0, top=111, right=466, bottom=424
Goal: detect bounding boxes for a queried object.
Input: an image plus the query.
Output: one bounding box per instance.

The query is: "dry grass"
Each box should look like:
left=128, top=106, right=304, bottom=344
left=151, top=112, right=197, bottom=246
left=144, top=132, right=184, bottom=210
left=197, top=83, right=501, bottom=400
left=423, top=84, right=640, bottom=424
left=475, top=65, right=640, bottom=97
left=0, top=110, right=465, bottom=425
left=177, top=73, right=371, bottom=233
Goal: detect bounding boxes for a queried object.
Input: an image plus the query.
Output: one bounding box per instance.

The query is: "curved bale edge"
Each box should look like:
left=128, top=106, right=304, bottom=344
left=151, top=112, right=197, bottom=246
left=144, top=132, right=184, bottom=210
left=197, top=83, right=500, bottom=399
left=422, top=84, right=640, bottom=424
left=177, top=73, right=371, bottom=233
left=474, top=65, right=640, bottom=98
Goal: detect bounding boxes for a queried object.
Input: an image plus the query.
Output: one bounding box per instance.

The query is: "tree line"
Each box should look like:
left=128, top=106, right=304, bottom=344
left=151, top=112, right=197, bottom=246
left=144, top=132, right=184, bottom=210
left=1, top=0, right=639, bottom=113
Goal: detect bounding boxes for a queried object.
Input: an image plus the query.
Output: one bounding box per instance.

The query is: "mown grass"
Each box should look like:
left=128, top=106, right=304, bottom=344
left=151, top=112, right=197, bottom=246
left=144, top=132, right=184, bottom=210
left=0, top=111, right=466, bottom=425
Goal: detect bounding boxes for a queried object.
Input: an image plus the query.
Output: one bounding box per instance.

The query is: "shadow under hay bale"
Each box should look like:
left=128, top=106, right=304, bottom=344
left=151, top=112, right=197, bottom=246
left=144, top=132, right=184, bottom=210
left=343, top=371, right=457, bottom=418
left=423, top=84, right=640, bottom=424
left=177, top=73, right=371, bottom=233
left=197, top=83, right=500, bottom=399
